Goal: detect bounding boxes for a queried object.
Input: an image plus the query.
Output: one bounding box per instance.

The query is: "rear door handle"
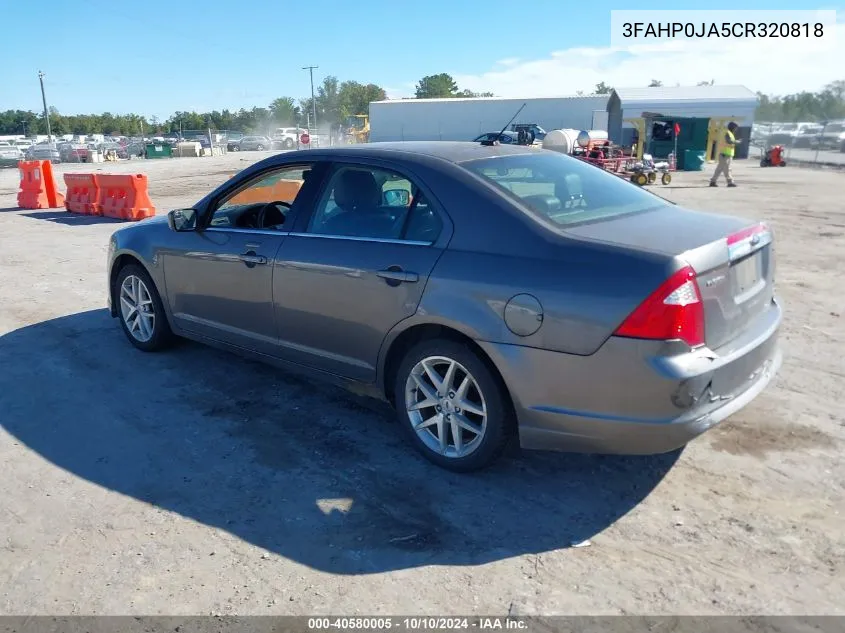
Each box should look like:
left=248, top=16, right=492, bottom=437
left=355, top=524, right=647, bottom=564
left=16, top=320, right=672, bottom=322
left=376, top=268, right=419, bottom=284
left=238, top=252, right=268, bottom=265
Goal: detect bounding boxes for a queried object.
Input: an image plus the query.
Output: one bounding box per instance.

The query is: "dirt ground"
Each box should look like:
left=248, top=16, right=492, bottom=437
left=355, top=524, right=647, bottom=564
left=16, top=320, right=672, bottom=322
left=0, top=153, right=843, bottom=616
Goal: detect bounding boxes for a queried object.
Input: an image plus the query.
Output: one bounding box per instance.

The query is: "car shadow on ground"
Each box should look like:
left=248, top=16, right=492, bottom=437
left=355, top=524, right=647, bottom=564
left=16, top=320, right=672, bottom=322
left=18, top=210, right=129, bottom=225
left=0, top=309, right=681, bottom=575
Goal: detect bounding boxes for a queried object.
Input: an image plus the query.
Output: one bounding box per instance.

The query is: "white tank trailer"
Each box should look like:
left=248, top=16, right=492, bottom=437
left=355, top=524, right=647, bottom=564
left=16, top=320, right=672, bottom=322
left=542, top=129, right=609, bottom=154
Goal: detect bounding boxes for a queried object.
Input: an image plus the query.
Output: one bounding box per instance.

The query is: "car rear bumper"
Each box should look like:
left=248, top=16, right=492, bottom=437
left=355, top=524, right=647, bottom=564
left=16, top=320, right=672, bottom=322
left=478, top=297, right=783, bottom=455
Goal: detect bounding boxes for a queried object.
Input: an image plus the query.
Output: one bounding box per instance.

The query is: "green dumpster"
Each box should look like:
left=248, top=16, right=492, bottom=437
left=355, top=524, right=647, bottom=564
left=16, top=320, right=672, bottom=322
left=647, top=116, right=710, bottom=169
left=683, top=149, right=706, bottom=171
left=145, top=143, right=172, bottom=159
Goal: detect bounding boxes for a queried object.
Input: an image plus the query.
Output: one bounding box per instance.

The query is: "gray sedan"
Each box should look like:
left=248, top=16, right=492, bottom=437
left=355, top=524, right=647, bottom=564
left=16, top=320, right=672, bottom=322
left=237, top=136, right=272, bottom=151
left=106, top=142, right=782, bottom=471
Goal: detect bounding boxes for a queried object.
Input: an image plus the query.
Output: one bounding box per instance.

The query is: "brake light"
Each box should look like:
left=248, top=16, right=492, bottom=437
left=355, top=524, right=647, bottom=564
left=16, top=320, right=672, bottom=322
left=615, top=265, right=705, bottom=347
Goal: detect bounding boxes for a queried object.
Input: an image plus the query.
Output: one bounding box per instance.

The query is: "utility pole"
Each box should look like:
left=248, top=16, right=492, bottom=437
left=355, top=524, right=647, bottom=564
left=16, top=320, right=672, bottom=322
left=302, top=65, right=318, bottom=130
left=20, top=120, right=27, bottom=137
left=38, top=70, right=53, bottom=145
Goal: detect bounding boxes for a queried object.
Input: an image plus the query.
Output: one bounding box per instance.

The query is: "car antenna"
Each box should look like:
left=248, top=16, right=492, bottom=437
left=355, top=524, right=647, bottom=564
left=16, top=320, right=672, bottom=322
left=480, top=102, right=527, bottom=146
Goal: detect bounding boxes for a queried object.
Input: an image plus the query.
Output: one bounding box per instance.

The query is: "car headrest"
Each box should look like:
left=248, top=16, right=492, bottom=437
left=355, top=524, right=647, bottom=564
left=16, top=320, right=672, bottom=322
left=522, top=194, right=562, bottom=215
left=334, top=169, right=380, bottom=212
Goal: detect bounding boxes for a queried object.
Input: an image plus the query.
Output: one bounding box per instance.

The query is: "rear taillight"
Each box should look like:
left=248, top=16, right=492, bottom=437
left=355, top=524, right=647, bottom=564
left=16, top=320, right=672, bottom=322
left=615, top=265, right=705, bottom=347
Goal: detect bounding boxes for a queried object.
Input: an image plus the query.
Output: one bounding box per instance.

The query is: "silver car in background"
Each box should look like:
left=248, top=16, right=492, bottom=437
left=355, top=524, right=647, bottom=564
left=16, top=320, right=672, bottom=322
left=25, top=143, right=61, bottom=163
left=0, top=142, right=24, bottom=167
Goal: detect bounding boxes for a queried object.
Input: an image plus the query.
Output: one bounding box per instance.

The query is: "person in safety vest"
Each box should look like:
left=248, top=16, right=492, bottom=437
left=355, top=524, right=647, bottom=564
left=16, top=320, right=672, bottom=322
left=710, top=121, right=740, bottom=187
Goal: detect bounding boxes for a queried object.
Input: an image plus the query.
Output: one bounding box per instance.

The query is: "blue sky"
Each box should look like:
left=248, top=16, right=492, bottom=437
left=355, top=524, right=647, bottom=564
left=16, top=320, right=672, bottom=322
left=0, top=0, right=841, bottom=118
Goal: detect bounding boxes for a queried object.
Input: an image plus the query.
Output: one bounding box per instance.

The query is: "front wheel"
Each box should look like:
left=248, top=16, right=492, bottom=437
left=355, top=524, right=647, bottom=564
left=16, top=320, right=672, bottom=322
left=394, top=339, right=512, bottom=472
left=283, top=138, right=294, bottom=149
left=231, top=145, right=240, bottom=152
left=256, top=144, right=265, bottom=151
left=661, top=172, right=672, bottom=185
left=115, top=263, right=174, bottom=352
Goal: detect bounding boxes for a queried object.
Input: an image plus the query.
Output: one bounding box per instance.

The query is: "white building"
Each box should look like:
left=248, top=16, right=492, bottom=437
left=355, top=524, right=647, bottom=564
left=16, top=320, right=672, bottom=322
left=369, top=95, right=610, bottom=142
left=607, top=85, right=758, bottom=158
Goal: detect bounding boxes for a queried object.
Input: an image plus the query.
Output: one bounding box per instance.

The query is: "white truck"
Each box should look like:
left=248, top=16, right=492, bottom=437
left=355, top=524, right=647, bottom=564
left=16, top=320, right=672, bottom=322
left=368, top=95, right=610, bottom=143
left=272, top=127, right=306, bottom=149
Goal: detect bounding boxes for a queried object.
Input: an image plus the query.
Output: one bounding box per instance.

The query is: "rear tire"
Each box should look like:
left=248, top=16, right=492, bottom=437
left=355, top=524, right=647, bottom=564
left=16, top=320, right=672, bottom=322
left=394, top=339, right=512, bottom=472
left=115, top=263, right=174, bottom=352
left=257, top=144, right=265, bottom=151
left=661, top=172, right=672, bottom=185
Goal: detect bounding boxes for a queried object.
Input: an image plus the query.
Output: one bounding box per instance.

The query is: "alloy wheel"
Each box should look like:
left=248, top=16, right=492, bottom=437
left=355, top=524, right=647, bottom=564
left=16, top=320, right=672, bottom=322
left=404, top=356, right=487, bottom=459
left=120, top=274, right=156, bottom=343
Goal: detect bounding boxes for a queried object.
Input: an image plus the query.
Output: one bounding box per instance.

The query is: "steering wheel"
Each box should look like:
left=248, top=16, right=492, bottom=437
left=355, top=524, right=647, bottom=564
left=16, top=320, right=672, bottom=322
left=256, top=200, right=291, bottom=229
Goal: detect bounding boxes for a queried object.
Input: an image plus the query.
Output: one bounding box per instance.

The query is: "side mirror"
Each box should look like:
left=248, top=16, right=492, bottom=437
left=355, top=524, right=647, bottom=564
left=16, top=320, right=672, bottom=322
left=383, top=189, right=410, bottom=207
left=168, top=208, right=198, bottom=232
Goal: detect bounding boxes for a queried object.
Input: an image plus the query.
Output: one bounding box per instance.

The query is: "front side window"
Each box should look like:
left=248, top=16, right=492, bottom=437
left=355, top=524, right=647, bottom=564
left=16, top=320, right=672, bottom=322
left=463, top=152, right=669, bottom=227
left=307, top=165, right=442, bottom=243
left=210, top=165, right=313, bottom=230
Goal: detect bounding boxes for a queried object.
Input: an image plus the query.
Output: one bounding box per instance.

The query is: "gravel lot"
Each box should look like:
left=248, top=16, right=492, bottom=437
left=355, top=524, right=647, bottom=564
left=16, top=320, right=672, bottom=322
left=0, top=153, right=843, bottom=616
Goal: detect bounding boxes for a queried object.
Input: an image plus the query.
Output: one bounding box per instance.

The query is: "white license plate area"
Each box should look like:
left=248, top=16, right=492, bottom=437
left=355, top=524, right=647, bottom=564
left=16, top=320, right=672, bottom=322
left=732, top=253, right=762, bottom=296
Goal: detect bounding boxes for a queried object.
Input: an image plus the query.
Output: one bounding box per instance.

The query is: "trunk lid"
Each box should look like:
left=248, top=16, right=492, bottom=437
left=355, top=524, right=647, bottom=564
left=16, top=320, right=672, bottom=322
left=565, top=206, right=776, bottom=350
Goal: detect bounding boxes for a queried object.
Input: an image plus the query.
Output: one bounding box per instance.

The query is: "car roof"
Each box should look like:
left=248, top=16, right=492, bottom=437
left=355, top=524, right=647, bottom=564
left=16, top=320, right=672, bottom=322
left=290, top=141, right=537, bottom=165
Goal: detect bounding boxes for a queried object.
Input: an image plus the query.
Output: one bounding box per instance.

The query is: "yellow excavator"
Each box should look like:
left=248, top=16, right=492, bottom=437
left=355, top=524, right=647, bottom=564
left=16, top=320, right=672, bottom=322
left=343, top=114, right=369, bottom=144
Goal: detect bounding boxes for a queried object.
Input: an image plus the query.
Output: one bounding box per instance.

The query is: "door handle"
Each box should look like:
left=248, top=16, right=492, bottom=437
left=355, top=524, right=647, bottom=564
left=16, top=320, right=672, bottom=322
left=238, top=252, right=268, bottom=265
left=376, top=268, right=419, bottom=283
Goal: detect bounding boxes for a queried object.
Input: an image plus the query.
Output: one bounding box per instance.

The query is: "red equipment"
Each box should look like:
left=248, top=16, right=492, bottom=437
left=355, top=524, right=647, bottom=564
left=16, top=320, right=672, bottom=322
left=574, top=143, right=674, bottom=186
left=760, top=145, right=786, bottom=167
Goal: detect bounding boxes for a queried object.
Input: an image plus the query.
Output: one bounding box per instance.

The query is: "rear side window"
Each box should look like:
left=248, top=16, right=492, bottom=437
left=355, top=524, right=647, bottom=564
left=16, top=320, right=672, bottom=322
left=462, top=152, right=669, bottom=226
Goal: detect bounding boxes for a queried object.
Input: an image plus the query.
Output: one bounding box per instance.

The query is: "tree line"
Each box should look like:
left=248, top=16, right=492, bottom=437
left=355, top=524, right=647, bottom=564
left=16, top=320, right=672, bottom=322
left=1, top=74, right=843, bottom=136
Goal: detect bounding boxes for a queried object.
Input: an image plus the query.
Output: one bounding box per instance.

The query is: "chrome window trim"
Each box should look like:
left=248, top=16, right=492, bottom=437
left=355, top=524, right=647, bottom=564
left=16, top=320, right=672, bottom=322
left=205, top=227, right=290, bottom=236
left=288, top=232, right=433, bottom=247
left=203, top=227, right=431, bottom=246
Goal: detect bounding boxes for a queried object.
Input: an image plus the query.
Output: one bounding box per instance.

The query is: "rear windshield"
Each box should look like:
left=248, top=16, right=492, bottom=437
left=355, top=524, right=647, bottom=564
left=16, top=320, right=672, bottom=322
left=462, top=152, right=669, bottom=226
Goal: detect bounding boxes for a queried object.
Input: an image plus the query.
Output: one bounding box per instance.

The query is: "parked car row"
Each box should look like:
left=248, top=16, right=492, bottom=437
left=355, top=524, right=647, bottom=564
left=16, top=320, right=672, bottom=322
left=753, top=121, right=845, bottom=152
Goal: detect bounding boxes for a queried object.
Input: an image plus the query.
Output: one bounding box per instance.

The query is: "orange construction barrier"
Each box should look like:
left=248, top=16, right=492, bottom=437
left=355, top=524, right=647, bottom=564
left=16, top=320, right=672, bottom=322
left=96, top=174, right=156, bottom=221
left=63, top=173, right=102, bottom=215
left=16, top=160, right=66, bottom=209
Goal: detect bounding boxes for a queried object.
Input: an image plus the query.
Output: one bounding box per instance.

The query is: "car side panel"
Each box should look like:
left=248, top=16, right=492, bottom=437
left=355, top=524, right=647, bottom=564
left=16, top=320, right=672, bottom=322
left=404, top=245, right=673, bottom=356
left=273, top=237, right=446, bottom=381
